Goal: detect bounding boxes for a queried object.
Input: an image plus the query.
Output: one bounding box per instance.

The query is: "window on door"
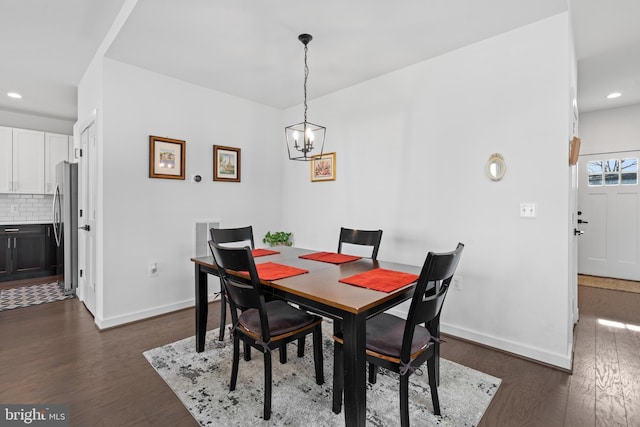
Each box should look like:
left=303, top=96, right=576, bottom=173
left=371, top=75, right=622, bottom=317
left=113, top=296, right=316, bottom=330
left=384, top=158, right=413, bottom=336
left=588, top=158, right=638, bottom=186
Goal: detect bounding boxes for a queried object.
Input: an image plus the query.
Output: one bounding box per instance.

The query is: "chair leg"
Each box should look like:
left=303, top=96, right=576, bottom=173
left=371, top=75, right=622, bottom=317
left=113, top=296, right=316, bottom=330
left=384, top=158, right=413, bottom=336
left=218, top=291, right=227, bottom=341
left=400, top=374, right=410, bottom=427
left=230, top=336, right=240, bottom=391
left=368, top=363, right=378, bottom=384
left=434, top=340, right=440, bottom=386
left=297, top=336, right=306, bottom=357
left=332, top=341, right=343, bottom=414
left=312, top=325, right=324, bottom=385
left=280, top=345, right=287, bottom=364
left=243, top=342, right=252, bottom=361
left=263, top=351, right=272, bottom=420
left=427, top=357, right=441, bottom=415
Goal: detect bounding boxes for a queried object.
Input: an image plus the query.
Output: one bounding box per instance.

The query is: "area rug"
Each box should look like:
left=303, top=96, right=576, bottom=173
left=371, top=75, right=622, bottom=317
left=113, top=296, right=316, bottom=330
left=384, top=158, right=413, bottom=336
left=578, top=274, right=640, bottom=294
left=144, top=323, right=501, bottom=426
left=0, top=282, right=75, bottom=311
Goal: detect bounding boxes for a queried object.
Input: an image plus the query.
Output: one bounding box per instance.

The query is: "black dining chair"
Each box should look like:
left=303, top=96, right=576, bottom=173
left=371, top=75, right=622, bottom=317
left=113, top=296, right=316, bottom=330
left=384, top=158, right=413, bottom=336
left=210, top=226, right=255, bottom=341
left=208, top=241, right=324, bottom=421
left=332, top=243, right=464, bottom=427
left=210, top=226, right=255, bottom=249
left=337, top=227, right=383, bottom=260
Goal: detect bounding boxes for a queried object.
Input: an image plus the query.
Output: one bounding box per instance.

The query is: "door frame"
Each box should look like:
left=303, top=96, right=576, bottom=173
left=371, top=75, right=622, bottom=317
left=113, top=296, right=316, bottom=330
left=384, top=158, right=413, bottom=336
left=73, top=109, right=99, bottom=320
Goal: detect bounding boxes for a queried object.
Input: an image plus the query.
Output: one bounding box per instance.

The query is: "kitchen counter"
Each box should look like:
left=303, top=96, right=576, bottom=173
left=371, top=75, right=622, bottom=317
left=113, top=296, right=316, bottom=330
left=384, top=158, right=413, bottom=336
left=0, top=220, right=54, bottom=226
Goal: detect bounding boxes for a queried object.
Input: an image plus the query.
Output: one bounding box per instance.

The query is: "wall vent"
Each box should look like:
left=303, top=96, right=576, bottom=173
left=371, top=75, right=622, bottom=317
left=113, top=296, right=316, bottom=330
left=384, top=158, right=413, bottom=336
left=194, top=219, right=221, bottom=257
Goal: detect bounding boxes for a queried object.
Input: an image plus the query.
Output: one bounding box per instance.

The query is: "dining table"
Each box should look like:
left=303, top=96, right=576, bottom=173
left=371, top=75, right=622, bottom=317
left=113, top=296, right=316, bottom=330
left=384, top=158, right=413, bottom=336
left=191, top=246, right=421, bottom=427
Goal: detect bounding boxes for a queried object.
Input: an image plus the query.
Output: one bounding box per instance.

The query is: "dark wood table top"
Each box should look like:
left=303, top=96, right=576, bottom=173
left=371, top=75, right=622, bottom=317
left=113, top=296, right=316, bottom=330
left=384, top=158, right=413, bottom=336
left=192, top=246, right=421, bottom=314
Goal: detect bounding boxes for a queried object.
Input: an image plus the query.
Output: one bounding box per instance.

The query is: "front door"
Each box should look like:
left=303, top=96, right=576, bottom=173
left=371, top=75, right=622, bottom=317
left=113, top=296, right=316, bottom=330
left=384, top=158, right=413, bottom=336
left=578, top=152, right=640, bottom=280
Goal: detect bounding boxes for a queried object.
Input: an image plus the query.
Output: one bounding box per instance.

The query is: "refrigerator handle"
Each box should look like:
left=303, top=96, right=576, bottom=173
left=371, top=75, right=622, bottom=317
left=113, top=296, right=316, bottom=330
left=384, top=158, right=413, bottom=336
left=53, top=184, right=62, bottom=246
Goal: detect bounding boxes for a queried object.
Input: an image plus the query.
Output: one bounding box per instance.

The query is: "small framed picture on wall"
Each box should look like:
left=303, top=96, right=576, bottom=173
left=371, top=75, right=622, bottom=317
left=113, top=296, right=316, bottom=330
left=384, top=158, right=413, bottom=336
left=310, top=152, right=336, bottom=182
left=149, top=135, right=186, bottom=180
left=213, top=145, right=241, bottom=182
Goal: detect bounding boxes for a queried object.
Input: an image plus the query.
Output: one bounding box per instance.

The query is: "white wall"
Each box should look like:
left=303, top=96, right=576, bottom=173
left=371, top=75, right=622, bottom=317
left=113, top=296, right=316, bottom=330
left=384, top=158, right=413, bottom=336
left=579, top=104, right=640, bottom=155
left=98, top=59, right=284, bottom=327
left=77, top=7, right=574, bottom=367
left=283, top=14, right=573, bottom=368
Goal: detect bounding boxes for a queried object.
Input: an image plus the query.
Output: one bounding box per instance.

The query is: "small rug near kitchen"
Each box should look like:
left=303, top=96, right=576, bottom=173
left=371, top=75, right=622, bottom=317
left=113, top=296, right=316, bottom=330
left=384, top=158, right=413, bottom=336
left=144, top=323, right=501, bottom=426
left=578, top=274, right=640, bottom=294
left=0, top=282, right=75, bottom=311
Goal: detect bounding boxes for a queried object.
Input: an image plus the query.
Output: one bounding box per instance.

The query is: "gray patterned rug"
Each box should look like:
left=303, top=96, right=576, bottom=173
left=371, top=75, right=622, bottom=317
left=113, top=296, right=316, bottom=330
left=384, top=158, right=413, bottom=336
left=0, top=282, right=75, bottom=311
left=144, top=323, right=501, bottom=426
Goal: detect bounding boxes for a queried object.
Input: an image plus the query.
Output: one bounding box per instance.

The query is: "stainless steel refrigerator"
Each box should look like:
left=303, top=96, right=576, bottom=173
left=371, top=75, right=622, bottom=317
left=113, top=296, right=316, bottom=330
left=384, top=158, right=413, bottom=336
left=53, top=161, right=78, bottom=295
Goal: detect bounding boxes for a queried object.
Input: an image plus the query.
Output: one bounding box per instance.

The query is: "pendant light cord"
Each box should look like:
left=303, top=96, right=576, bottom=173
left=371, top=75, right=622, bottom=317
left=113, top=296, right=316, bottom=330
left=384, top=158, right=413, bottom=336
left=303, top=43, right=309, bottom=125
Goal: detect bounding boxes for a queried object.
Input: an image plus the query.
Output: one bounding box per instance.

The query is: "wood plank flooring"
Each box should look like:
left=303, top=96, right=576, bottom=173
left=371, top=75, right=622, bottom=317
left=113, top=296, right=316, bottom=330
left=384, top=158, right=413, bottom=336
left=0, top=284, right=638, bottom=426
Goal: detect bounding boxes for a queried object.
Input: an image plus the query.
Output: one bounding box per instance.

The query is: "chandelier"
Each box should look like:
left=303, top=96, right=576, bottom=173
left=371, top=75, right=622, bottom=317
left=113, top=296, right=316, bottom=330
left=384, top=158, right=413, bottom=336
left=285, top=34, right=326, bottom=161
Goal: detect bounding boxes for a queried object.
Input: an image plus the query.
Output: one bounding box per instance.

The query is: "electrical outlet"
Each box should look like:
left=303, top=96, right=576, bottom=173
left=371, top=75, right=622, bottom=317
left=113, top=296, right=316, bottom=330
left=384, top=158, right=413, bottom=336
left=451, top=275, right=463, bottom=291
left=149, top=262, right=158, bottom=277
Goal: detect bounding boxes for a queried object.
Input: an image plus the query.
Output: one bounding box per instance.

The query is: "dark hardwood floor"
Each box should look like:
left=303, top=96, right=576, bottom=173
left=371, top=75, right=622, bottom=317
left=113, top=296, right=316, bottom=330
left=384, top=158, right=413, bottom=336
left=1, top=284, right=638, bottom=426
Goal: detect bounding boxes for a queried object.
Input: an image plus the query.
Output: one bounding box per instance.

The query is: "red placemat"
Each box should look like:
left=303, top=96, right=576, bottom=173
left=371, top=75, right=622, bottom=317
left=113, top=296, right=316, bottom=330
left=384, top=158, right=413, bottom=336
left=252, top=248, right=280, bottom=257
left=339, top=268, right=419, bottom=293
left=299, top=251, right=362, bottom=264
left=254, top=262, right=309, bottom=281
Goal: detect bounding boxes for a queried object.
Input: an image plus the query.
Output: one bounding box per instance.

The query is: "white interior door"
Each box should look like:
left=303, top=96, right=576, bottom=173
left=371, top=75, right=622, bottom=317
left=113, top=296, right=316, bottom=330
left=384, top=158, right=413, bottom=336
left=578, top=152, right=640, bottom=280
left=569, top=163, right=579, bottom=324
left=78, top=119, right=97, bottom=316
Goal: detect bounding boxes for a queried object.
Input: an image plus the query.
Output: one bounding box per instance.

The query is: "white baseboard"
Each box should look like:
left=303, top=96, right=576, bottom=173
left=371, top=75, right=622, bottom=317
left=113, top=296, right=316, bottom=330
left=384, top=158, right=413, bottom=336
left=441, top=323, right=572, bottom=370
left=386, top=307, right=572, bottom=370
left=95, top=293, right=220, bottom=330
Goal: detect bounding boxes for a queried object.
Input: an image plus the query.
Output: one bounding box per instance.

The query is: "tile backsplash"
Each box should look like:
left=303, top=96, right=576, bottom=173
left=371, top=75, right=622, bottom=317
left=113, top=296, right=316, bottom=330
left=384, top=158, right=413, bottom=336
left=0, top=194, right=54, bottom=224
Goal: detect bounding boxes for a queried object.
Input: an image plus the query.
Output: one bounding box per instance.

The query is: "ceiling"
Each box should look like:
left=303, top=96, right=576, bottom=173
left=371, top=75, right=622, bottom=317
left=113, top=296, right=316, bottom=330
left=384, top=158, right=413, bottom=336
left=1, top=0, right=639, bottom=123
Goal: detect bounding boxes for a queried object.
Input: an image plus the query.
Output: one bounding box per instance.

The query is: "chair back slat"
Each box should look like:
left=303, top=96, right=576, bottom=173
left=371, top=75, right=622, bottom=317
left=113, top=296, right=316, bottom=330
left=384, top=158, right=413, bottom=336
left=211, top=226, right=255, bottom=249
left=337, top=227, right=383, bottom=260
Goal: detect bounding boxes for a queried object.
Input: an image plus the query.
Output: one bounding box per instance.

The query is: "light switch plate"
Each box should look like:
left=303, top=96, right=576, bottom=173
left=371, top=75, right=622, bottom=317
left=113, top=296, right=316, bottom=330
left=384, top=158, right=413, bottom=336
left=520, top=202, right=536, bottom=218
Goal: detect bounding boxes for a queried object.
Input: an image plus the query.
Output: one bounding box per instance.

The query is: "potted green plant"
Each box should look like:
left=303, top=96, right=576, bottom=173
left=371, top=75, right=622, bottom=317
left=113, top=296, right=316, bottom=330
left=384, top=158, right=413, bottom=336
left=262, top=231, right=293, bottom=247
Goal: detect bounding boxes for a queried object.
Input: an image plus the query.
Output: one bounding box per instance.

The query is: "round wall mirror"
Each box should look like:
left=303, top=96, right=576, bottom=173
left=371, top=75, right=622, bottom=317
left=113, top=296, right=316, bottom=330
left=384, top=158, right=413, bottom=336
left=487, top=153, right=506, bottom=181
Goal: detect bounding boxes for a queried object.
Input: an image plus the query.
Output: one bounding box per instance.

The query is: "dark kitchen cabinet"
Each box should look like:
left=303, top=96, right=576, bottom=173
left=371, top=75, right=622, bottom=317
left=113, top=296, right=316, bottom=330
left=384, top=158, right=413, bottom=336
left=0, top=234, right=9, bottom=277
left=45, top=224, right=57, bottom=270
left=0, top=224, right=56, bottom=282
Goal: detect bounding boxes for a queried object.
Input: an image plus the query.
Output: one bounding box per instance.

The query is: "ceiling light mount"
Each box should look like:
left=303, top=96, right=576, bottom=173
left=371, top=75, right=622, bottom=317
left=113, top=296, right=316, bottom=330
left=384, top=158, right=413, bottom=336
left=298, top=33, right=312, bottom=46
left=285, top=33, right=326, bottom=161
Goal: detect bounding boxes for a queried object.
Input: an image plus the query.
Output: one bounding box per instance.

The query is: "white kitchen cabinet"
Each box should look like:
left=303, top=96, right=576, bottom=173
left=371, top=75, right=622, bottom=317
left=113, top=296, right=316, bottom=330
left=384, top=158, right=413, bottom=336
left=45, top=133, right=70, bottom=194
left=0, top=127, right=12, bottom=193
left=0, top=128, right=45, bottom=194
left=12, top=128, right=45, bottom=194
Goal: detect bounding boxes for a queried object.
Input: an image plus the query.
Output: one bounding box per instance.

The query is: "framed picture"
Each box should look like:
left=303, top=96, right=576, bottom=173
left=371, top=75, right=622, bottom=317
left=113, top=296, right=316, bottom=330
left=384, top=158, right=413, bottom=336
left=149, top=136, right=186, bottom=180
left=310, top=152, right=336, bottom=182
left=214, top=145, right=241, bottom=182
